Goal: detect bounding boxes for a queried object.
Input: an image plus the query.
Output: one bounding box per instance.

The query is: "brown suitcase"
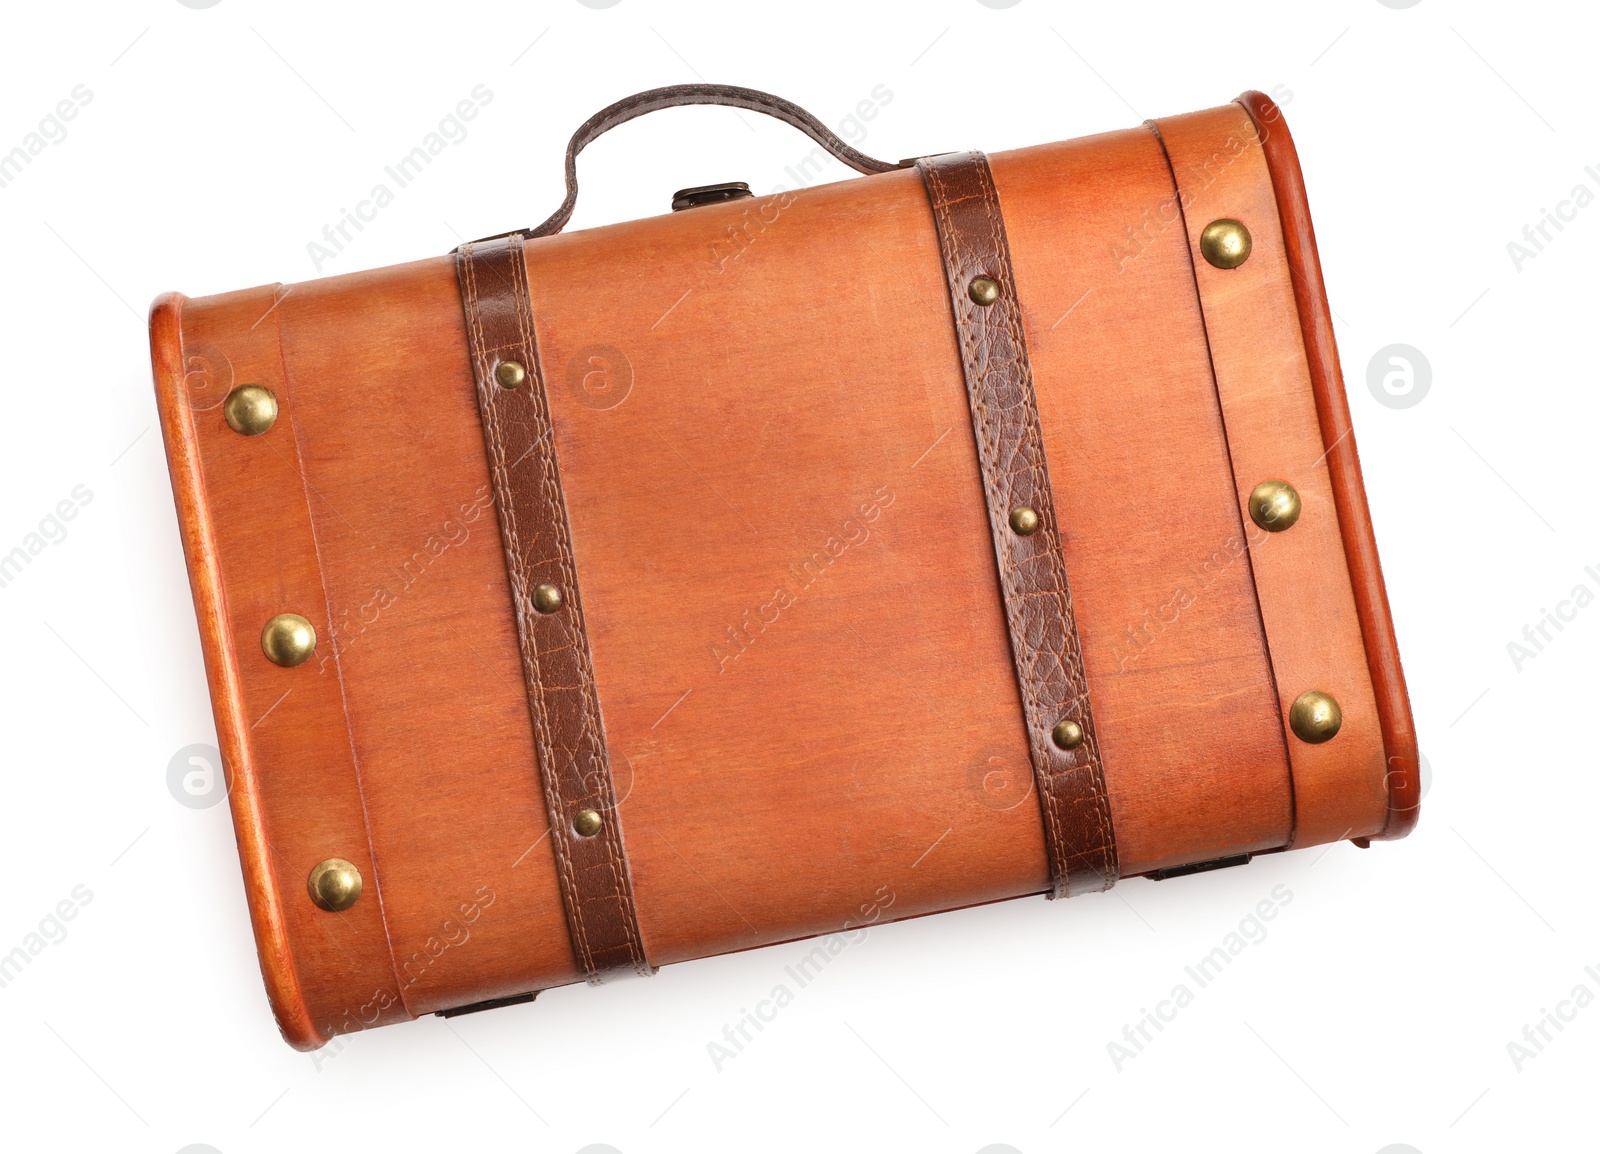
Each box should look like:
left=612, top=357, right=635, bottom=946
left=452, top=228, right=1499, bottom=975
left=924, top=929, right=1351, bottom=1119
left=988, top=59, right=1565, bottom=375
left=147, top=85, right=1418, bottom=1049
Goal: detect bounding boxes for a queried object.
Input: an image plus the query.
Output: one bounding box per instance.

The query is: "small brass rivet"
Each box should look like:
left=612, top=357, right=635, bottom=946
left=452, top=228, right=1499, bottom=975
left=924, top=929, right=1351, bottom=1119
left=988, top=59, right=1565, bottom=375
left=533, top=584, right=563, bottom=614
left=573, top=809, right=603, bottom=838
left=1248, top=480, right=1302, bottom=533
left=1200, top=218, right=1253, bottom=269
left=307, top=858, right=363, bottom=912
left=1052, top=719, right=1085, bottom=751
left=1289, top=690, right=1342, bottom=744
left=969, top=276, right=1001, bottom=306
left=1009, top=506, right=1040, bottom=536
left=496, top=360, right=527, bottom=389
left=261, top=613, right=317, bottom=667
left=223, top=384, right=278, bottom=436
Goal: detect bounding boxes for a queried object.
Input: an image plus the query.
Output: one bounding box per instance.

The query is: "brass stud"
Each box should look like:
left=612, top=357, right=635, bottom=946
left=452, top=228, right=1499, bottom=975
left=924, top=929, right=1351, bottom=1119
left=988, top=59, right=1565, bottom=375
left=307, top=858, right=363, bottom=912
left=261, top=613, right=317, bottom=667
left=573, top=809, right=603, bottom=838
left=223, top=384, right=278, bottom=436
left=968, top=276, right=1001, bottom=306
left=1288, top=690, right=1343, bottom=744
left=1052, top=719, right=1084, bottom=751
left=532, top=584, right=563, bottom=614
left=1009, top=506, right=1040, bottom=536
left=1200, top=218, right=1253, bottom=269
left=496, top=360, right=527, bottom=389
left=1248, top=480, right=1302, bottom=533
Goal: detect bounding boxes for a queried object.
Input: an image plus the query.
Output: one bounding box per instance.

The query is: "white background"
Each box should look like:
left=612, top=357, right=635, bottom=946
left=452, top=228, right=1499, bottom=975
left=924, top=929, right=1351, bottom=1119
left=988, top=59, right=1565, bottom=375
left=0, top=1, right=1594, bottom=1151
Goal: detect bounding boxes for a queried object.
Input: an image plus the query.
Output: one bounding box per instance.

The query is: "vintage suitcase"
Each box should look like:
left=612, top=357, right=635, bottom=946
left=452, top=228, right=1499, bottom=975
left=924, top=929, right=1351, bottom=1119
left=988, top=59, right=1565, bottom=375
left=148, top=85, right=1419, bottom=1048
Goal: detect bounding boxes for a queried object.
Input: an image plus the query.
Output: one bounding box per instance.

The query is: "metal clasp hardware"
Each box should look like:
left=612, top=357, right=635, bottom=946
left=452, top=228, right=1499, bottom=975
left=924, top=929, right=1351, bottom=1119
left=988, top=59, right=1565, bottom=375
left=436, top=991, right=539, bottom=1018
left=1144, top=854, right=1252, bottom=881
left=670, top=181, right=754, bottom=211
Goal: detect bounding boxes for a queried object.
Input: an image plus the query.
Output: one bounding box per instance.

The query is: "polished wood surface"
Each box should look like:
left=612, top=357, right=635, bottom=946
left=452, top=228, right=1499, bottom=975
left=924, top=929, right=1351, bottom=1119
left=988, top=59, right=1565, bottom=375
left=993, top=127, right=1294, bottom=874
left=151, top=289, right=407, bottom=1049
left=1237, top=90, right=1420, bottom=840
left=150, top=97, right=1413, bottom=1046
left=1150, top=104, right=1389, bottom=847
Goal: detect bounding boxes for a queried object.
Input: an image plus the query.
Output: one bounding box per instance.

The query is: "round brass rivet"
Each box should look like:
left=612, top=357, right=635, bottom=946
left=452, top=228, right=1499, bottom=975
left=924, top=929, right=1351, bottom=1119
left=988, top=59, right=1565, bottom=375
left=573, top=809, right=603, bottom=838
left=1052, top=719, right=1084, bottom=751
left=261, top=613, right=317, bottom=667
left=496, top=360, right=527, bottom=389
left=1248, top=480, right=1302, bottom=533
left=969, top=276, right=1001, bottom=306
left=1009, top=506, right=1040, bottom=536
left=1289, top=690, right=1342, bottom=744
left=307, top=858, right=363, bottom=912
left=1200, top=218, right=1253, bottom=269
left=223, top=384, right=278, bottom=436
left=533, top=584, right=563, bottom=614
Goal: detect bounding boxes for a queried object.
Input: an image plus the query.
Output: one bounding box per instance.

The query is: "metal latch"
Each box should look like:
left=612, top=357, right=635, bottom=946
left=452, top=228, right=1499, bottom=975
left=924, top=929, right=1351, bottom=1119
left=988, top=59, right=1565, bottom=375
left=671, top=182, right=754, bottom=211
left=435, top=990, right=538, bottom=1018
left=1145, top=854, right=1252, bottom=881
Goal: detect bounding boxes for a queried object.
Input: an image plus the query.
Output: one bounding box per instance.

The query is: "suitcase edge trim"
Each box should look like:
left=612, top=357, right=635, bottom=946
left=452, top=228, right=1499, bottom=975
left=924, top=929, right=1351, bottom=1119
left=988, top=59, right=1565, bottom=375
left=149, top=291, right=327, bottom=1050
left=1238, top=90, right=1421, bottom=840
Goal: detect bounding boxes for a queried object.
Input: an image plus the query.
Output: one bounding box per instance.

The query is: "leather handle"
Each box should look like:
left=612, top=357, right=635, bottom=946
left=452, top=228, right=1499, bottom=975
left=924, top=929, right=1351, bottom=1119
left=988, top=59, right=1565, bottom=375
left=511, top=84, right=911, bottom=240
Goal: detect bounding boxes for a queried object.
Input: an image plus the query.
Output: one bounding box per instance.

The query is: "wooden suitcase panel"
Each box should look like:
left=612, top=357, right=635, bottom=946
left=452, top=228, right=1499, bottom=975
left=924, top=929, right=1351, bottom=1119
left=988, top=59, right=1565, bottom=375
left=992, top=126, right=1295, bottom=874
left=153, top=288, right=410, bottom=1044
left=273, top=260, right=584, bottom=1013
left=1152, top=105, right=1389, bottom=844
left=150, top=96, right=1411, bottom=1045
left=523, top=166, right=1055, bottom=966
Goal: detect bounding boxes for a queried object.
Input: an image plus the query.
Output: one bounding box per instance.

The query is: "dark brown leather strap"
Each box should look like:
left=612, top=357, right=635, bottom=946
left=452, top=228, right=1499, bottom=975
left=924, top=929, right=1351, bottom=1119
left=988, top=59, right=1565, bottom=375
left=916, top=152, right=1119, bottom=897
left=473, top=84, right=912, bottom=244
left=456, top=235, right=651, bottom=981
